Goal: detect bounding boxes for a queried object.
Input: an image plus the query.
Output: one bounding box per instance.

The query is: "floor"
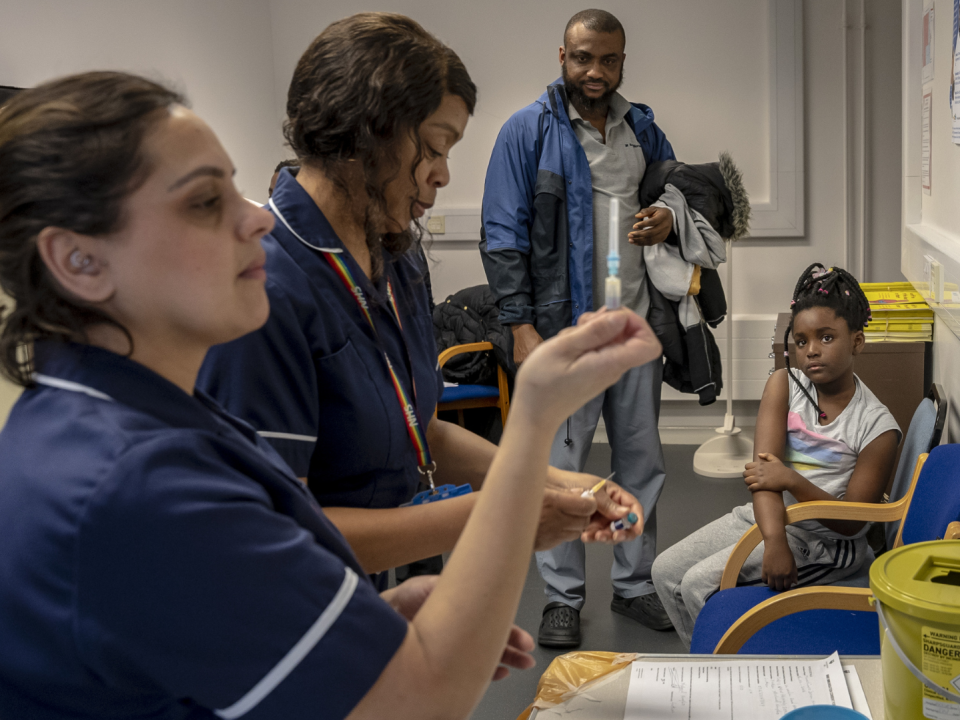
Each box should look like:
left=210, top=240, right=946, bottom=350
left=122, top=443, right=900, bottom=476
left=471, top=443, right=752, bottom=720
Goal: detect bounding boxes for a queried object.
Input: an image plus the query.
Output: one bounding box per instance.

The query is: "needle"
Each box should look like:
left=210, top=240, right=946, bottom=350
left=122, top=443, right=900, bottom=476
left=581, top=472, right=616, bottom=498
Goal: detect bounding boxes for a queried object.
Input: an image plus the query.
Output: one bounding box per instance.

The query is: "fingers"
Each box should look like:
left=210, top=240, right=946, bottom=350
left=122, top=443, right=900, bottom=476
left=498, top=626, right=536, bottom=678
left=574, top=307, right=608, bottom=327
left=549, top=314, right=663, bottom=390
left=597, top=482, right=644, bottom=538
left=592, top=483, right=631, bottom=520
left=535, top=489, right=597, bottom=550
left=501, top=643, right=536, bottom=669
left=508, top=624, right=536, bottom=652
left=550, top=487, right=598, bottom=517
left=553, top=310, right=632, bottom=356
left=492, top=666, right=510, bottom=681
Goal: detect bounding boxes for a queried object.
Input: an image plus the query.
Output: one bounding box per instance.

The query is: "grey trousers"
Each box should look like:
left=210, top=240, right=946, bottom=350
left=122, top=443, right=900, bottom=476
left=651, top=504, right=870, bottom=647
left=535, top=358, right=666, bottom=610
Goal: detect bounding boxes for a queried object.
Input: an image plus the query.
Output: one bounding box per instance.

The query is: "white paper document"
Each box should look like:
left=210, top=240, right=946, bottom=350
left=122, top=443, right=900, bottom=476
left=923, top=1, right=935, bottom=84
left=843, top=665, right=872, bottom=719
left=624, top=652, right=852, bottom=719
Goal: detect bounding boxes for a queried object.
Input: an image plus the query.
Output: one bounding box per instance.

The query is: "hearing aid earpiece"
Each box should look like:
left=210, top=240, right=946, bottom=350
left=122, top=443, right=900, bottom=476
left=69, top=250, right=93, bottom=271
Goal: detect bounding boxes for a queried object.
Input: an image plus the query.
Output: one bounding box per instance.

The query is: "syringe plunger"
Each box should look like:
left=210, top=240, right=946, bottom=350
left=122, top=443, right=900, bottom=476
left=605, top=197, right=621, bottom=310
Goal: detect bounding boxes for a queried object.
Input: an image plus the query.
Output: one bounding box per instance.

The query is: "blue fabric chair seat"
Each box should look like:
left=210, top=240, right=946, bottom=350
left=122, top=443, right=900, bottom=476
left=690, top=587, right=880, bottom=655
left=440, top=385, right=501, bottom=402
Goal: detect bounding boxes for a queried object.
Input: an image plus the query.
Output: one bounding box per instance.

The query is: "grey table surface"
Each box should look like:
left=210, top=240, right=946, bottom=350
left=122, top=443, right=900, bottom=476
left=527, top=654, right=883, bottom=720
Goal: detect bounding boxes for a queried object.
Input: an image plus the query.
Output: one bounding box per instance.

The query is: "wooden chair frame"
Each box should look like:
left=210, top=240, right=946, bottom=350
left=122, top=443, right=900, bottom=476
left=437, top=342, right=510, bottom=429
left=712, top=452, right=932, bottom=654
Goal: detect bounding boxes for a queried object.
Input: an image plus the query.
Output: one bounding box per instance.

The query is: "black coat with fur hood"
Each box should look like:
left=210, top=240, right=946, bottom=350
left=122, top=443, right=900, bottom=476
left=639, top=152, right=750, bottom=405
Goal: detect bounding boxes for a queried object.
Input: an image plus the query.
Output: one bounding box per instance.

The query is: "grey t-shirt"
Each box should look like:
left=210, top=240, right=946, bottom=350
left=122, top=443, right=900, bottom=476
left=568, top=93, right=648, bottom=315
left=783, top=371, right=901, bottom=538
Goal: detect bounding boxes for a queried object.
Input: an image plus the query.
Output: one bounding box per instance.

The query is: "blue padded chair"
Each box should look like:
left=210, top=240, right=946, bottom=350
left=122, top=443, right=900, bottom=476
left=436, top=342, right=510, bottom=429
left=885, top=384, right=946, bottom=549
left=690, top=443, right=960, bottom=654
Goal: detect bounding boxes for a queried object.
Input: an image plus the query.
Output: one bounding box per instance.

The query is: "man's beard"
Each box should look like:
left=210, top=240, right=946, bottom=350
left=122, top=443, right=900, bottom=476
left=562, top=64, right=623, bottom=116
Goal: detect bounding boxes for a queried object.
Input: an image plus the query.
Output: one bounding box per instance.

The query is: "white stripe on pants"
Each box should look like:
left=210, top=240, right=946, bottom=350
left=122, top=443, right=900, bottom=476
left=651, top=503, right=869, bottom=647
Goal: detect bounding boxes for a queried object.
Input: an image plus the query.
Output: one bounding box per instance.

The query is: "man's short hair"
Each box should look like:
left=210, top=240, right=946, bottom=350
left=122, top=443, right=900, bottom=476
left=563, top=9, right=625, bottom=46
left=274, top=159, right=299, bottom=173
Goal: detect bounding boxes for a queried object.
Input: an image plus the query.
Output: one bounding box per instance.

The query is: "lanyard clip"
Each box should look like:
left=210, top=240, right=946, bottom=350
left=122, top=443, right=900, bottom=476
left=418, top=462, right=438, bottom=493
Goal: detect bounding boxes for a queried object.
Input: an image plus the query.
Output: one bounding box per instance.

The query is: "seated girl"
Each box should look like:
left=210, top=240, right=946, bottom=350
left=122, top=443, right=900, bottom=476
left=0, top=72, right=663, bottom=719
left=651, top=264, right=900, bottom=648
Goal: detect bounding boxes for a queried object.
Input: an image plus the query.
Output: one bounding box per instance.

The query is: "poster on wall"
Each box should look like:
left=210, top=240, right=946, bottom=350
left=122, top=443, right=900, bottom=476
left=924, top=1, right=936, bottom=84
left=953, top=0, right=960, bottom=142
left=923, top=88, right=933, bottom=193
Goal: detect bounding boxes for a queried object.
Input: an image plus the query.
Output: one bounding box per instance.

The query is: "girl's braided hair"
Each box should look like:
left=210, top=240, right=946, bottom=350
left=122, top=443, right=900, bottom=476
left=783, top=263, right=872, bottom=423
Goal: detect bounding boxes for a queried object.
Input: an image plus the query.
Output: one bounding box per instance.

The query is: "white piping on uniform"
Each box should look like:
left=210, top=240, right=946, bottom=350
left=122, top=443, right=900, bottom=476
left=215, top=567, right=359, bottom=719
left=32, top=374, right=114, bottom=402
left=257, top=431, right=318, bottom=443
left=268, top=197, right=342, bottom=255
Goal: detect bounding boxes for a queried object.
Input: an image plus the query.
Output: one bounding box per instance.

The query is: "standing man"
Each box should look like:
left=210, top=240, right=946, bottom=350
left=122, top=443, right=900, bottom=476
left=480, top=9, right=676, bottom=647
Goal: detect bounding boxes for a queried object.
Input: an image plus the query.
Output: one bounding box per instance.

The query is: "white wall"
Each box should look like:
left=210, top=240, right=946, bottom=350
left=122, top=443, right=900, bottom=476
left=0, top=0, right=286, bottom=428
left=900, top=0, right=960, bottom=443
left=268, top=0, right=775, bottom=307
left=270, top=0, right=772, bottom=214
left=0, top=0, right=905, bottom=427
left=268, top=0, right=901, bottom=309
left=1, top=0, right=284, bottom=202
left=916, top=0, right=960, bottom=237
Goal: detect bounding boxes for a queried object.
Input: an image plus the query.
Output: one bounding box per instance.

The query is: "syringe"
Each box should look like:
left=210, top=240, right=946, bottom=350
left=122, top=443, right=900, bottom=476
left=605, top=197, right=621, bottom=310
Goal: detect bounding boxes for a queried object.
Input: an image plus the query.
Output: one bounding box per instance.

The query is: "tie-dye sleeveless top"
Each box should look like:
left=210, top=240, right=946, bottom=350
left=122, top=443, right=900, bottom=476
left=783, top=371, right=900, bottom=538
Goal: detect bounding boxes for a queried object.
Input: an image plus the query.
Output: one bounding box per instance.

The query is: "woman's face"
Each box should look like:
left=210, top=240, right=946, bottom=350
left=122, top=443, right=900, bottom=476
left=381, top=94, right=469, bottom=233
left=99, top=106, right=275, bottom=350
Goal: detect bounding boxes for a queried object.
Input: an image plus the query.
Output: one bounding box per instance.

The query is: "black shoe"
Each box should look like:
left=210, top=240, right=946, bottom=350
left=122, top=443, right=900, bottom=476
left=611, top=592, right=674, bottom=631
left=538, top=602, right=581, bottom=648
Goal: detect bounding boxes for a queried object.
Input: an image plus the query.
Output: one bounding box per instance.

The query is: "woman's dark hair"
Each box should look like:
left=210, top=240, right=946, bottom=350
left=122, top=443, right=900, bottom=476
left=783, top=263, right=872, bottom=421
left=0, top=71, right=185, bottom=386
left=284, top=13, right=477, bottom=277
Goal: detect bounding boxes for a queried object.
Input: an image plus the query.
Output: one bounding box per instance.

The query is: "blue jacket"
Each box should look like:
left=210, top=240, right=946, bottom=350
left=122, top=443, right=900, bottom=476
left=480, top=79, right=675, bottom=339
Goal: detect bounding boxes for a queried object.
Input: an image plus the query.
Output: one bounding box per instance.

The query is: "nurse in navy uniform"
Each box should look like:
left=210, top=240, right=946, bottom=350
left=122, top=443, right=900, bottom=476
left=199, top=13, right=645, bottom=577
left=0, top=71, right=662, bottom=719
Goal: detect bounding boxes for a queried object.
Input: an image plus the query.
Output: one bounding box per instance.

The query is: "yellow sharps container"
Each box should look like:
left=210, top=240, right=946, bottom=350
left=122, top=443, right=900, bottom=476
left=870, top=540, right=960, bottom=720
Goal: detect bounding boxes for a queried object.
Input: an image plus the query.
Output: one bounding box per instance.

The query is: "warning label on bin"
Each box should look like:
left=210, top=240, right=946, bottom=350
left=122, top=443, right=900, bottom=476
left=922, top=627, right=960, bottom=720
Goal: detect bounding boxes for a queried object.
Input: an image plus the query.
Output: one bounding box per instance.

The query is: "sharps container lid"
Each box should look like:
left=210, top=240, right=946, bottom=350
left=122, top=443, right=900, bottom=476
left=870, top=540, right=960, bottom=624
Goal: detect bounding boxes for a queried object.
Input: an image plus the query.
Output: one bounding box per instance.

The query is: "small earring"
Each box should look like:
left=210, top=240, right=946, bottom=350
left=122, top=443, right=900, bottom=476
left=69, top=250, right=92, bottom=270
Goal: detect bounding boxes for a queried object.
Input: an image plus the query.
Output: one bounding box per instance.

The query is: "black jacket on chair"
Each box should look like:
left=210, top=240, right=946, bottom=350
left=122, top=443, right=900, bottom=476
left=432, top=285, right=515, bottom=386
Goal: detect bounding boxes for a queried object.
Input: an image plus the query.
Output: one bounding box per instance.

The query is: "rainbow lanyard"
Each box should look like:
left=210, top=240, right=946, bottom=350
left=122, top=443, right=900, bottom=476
left=322, top=251, right=436, bottom=489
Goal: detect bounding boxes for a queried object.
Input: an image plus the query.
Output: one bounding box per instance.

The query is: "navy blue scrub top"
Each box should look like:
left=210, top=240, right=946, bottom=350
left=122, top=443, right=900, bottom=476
left=0, top=342, right=407, bottom=720
left=198, top=170, right=443, bottom=509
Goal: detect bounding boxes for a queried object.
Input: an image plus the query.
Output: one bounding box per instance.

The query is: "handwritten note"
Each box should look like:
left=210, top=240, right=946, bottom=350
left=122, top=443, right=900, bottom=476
left=624, top=652, right=853, bottom=719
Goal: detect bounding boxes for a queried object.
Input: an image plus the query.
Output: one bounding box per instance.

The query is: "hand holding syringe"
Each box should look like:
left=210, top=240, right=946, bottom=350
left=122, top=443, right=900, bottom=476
left=605, top=197, right=621, bottom=310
